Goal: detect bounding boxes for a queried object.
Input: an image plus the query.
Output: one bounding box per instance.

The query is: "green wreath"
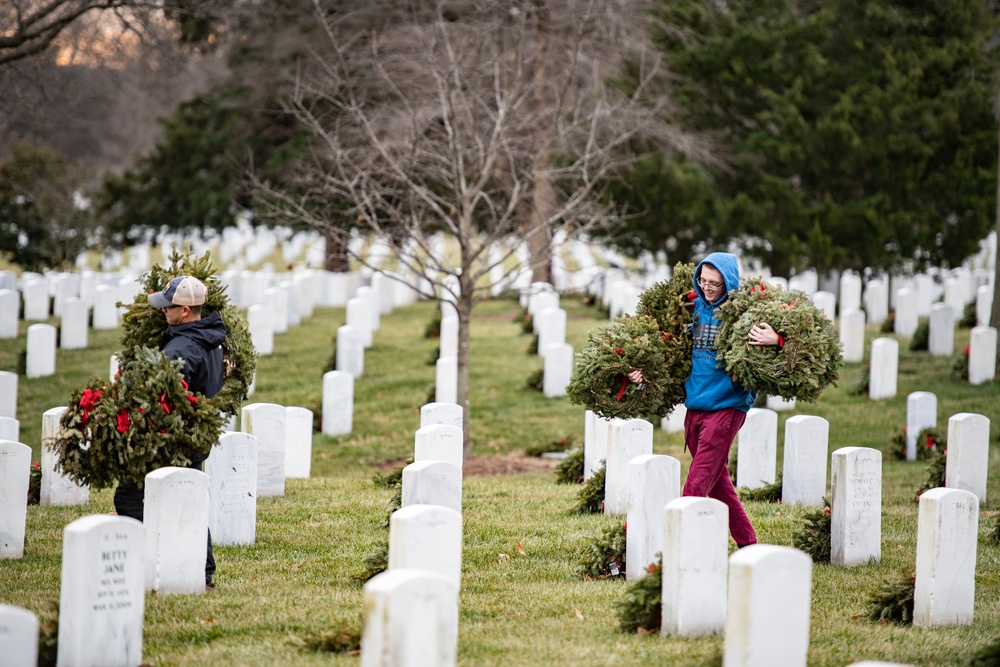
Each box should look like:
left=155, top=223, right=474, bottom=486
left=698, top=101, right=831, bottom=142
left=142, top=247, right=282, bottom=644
left=52, top=249, right=256, bottom=488
left=715, top=277, right=843, bottom=403
left=567, top=265, right=695, bottom=420
left=566, top=315, right=680, bottom=420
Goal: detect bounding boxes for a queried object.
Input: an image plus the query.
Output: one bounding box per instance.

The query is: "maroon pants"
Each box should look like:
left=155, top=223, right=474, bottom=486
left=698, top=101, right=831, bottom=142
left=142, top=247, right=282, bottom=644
left=683, top=407, right=758, bottom=548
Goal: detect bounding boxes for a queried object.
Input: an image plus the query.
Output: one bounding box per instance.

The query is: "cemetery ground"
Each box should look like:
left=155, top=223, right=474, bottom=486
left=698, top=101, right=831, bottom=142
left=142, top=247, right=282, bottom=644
left=2, top=295, right=1000, bottom=666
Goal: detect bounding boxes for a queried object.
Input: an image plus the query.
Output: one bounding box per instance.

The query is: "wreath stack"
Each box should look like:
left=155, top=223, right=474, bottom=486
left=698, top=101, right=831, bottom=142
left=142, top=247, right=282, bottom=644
left=566, top=263, right=695, bottom=420
left=51, top=250, right=257, bottom=488
left=715, top=277, right=843, bottom=403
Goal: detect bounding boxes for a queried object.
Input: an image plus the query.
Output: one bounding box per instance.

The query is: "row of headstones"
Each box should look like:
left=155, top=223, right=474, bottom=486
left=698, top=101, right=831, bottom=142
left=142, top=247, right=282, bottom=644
left=861, top=333, right=998, bottom=396
left=601, top=429, right=981, bottom=667
left=357, top=401, right=469, bottom=665
left=663, top=399, right=990, bottom=499
left=354, top=403, right=979, bottom=667
left=524, top=283, right=576, bottom=398
left=0, top=396, right=467, bottom=665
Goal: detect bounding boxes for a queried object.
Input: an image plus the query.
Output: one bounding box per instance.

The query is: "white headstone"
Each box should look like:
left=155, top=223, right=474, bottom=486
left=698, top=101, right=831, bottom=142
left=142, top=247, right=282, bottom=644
left=604, top=419, right=654, bottom=515
left=323, top=271, right=350, bottom=307
left=894, top=288, right=918, bottom=337
left=0, top=371, right=16, bottom=419
left=357, top=285, right=380, bottom=332
left=905, top=392, right=937, bottom=462
left=810, top=291, right=835, bottom=320
left=585, top=415, right=612, bottom=481
left=143, top=467, right=210, bottom=594
left=401, top=460, right=462, bottom=513
left=535, top=307, right=567, bottom=354
left=282, top=280, right=302, bottom=327
left=723, top=545, right=812, bottom=667
left=975, top=285, right=993, bottom=327
left=869, top=337, right=898, bottom=400
left=205, top=432, right=258, bottom=546
left=346, top=296, right=374, bottom=348
left=660, top=404, right=686, bottom=434
left=0, top=440, right=31, bottom=558
left=414, top=424, right=463, bottom=469
left=661, top=497, right=728, bottom=636
left=91, top=284, right=118, bottom=330
left=528, top=286, right=558, bottom=316
left=57, top=515, right=145, bottom=667
left=542, top=343, right=573, bottom=398
left=945, top=412, right=990, bottom=503
left=59, top=297, right=89, bottom=350
left=322, top=370, right=354, bottom=436
left=839, top=273, right=862, bottom=314
left=926, top=303, right=954, bottom=357
left=435, top=357, right=458, bottom=404
left=336, top=324, right=365, bottom=379
left=0, top=604, right=38, bottom=667
left=830, top=447, right=881, bottom=566
left=839, top=309, right=866, bottom=363
left=247, top=304, right=274, bottom=356
left=0, top=289, right=19, bottom=339
left=22, top=280, right=49, bottom=321
left=765, top=395, right=796, bottom=412
left=26, top=323, right=57, bottom=378
left=0, top=417, right=18, bottom=442
left=241, top=403, right=287, bottom=497
left=388, top=504, right=463, bottom=586
left=40, top=406, right=88, bottom=506
left=943, top=277, right=966, bottom=318
left=913, top=488, right=979, bottom=627
left=968, top=326, right=997, bottom=385
left=360, top=570, right=458, bottom=667
left=736, top=408, right=777, bottom=490
left=284, top=406, right=313, bottom=479
left=781, top=415, right=829, bottom=507
left=439, top=315, right=459, bottom=360
left=625, top=454, right=681, bottom=579
left=863, top=278, right=889, bottom=325
left=914, top=274, right=936, bottom=317
left=420, top=402, right=463, bottom=430
left=265, top=286, right=288, bottom=334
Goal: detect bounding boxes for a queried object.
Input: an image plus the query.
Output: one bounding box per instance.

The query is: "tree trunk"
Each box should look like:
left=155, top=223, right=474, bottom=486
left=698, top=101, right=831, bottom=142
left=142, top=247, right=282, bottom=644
left=456, top=272, right=475, bottom=458
left=526, top=171, right=556, bottom=285
left=323, top=227, right=350, bottom=272
left=991, top=119, right=1000, bottom=375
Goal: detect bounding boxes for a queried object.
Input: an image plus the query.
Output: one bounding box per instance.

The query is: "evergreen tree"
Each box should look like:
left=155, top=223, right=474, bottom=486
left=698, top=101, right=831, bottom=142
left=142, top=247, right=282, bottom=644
left=607, top=0, right=998, bottom=275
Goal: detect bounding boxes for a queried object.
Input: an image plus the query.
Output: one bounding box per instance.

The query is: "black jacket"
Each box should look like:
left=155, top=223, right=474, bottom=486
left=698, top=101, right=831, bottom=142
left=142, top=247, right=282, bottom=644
left=163, top=311, right=227, bottom=398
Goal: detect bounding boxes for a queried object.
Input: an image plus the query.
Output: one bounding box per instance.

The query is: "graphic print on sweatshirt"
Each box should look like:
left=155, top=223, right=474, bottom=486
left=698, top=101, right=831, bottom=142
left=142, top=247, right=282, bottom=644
left=692, top=321, right=720, bottom=351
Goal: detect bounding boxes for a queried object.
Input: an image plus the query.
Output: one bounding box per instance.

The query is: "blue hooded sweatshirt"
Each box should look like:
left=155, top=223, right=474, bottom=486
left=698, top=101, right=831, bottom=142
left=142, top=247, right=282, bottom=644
left=683, top=252, right=756, bottom=412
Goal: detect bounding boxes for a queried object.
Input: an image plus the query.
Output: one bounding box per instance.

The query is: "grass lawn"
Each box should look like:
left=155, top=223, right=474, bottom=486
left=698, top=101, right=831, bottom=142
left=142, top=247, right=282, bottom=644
left=1, top=293, right=999, bottom=666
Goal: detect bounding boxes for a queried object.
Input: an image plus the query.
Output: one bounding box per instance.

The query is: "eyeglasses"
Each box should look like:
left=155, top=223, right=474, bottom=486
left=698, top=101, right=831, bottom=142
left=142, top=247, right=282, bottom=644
left=698, top=279, right=725, bottom=290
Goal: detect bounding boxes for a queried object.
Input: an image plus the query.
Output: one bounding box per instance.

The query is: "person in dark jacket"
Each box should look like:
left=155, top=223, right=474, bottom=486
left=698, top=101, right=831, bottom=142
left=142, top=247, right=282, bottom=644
left=113, top=275, right=227, bottom=588
left=630, top=252, right=782, bottom=548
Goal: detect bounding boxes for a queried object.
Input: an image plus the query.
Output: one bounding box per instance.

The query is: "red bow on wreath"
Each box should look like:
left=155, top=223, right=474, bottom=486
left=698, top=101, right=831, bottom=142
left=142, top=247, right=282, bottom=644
left=116, top=410, right=131, bottom=433
left=79, top=388, right=102, bottom=425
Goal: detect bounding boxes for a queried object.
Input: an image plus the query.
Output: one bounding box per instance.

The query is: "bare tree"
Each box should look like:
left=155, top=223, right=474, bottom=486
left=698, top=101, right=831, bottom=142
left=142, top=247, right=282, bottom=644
left=0, top=0, right=237, bottom=66
left=258, top=0, right=710, bottom=455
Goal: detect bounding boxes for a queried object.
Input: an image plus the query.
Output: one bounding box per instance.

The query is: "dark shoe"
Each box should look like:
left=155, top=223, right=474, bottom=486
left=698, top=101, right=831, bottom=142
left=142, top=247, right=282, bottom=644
left=205, top=580, right=216, bottom=591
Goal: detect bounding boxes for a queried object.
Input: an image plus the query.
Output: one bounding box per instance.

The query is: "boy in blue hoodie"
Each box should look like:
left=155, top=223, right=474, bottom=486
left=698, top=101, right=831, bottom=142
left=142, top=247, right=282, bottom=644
left=631, top=252, right=780, bottom=548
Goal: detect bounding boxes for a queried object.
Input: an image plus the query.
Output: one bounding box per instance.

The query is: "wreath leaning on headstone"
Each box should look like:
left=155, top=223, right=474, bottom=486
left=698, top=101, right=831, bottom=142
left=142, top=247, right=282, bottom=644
left=50, top=250, right=257, bottom=489
left=715, top=277, right=843, bottom=403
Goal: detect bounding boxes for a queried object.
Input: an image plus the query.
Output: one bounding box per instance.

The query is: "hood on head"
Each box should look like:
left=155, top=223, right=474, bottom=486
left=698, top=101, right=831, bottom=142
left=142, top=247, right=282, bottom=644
left=694, top=252, right=741, bottom=303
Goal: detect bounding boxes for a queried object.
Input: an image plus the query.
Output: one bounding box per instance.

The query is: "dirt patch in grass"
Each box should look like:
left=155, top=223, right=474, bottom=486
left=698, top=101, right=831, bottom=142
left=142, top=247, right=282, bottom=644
left=373, top=453, right=559, bottom=476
